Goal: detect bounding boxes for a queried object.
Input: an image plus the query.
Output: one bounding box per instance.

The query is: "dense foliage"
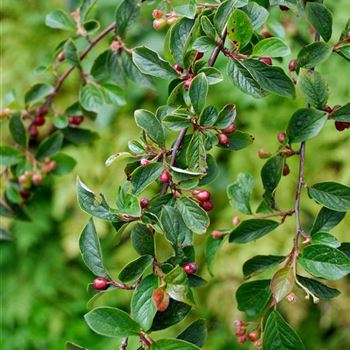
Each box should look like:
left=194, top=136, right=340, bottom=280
left=1, top=0, right=350, bottom=349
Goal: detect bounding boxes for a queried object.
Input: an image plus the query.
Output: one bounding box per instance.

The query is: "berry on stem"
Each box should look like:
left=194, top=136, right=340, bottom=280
left=279, top=5, right=289, bottom=11
left=152, top=9, right=163, bottom=19
left=335, top=121, right=350, bottom=131
left=277, top=132, right=287, bottom=144
left=69, top=115, right=84, bottom=126
left=32, top=172, right=42, bottom=186
left=140, top=158, right=150, bottom=166
left=19, top=190, right=30, bottom=200
left=182, top=262, right=198, bottom=275
left=283, top=163, right=290, bottom=176
left=194, top=190, right=211, bottom=201
left=288, top=59, right=297, bottom=72
left=212, top=230, right=224, bottom=239
left=29, top=124, right=39, bottom=138
left=237, top=335, right=247, bottom=344
left=222, top=123, right=236, bottom=134
left=248, top=331, right=259, bottom=342
left=218, top=133, right=229, bottom=145
left=195, top=51, right=204, bottom=60
left=93, top=277, right=109, bottom=290
left=140, top=197, right=149, bottom=209
left=200, top=200, right=214, bottom=211
left=160, top=170, right=171, bottom=183
left=153, top=18, right=167, bottom=31
left=33, top=114, right=45, bottom=126
left=259, top=57, right=272, bottom=65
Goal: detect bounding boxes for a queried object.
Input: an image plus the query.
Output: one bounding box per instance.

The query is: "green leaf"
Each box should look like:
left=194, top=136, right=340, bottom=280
left=308, top=182, right=350, bottom=212
left=312, top=232, right=340, bottom=248
left=242, top=59, right=296, bottom=98
left=198, top=67, right=223, bottom=85
left=102, top=83, right=126, bottom=106
left=53, top=115, right=69, bottom=129
left=192, top=37, right=216, bottom=52
left=263, top=310, right=305, bottom=350
left=9, top=114, right=27, bottom=147
left=286, top=108, right=327, bottom=143
left=66, top=341, right=88, bottom=350
left=200, top=16, right=217, bottom=39
left=130, top=224, right=155, bottom=256
left=0, top=146, right=24, bottom=166
left=216, top=131, right=254, bottom=150
left=62, top=127, right=98, bottom=145
left=25, top=83, right=54, bottom=106
left=299, top=244, right=350, bottom=280
left=150, top=300, right=191, bottom=331
left=115, top=190, right=141, bottom=217
left=298, top=69, right=328, bottom=109
left=297, top=42, right=332, bottom=69
left=198, top=106, right=217, bottom=127
left=131, top=274, right=158, bottom=331
left=311, top=207, right=346, bottom=234
left=116, top=0, right=140, bottom=37
left=270, top=267, right=294, bottom=303
left=133, top=47, right=177, bottom=80
left=243, top=255, right=285, bottom=279
left=79, top=218, right=110, bottom=279
left=252, top=38, right=290, bottom=58
left=176, top=197, right=209, bottom=234
left=227, top=9, right=253, bottom=49
left=332, top=103, right=350, bottom=122
left=227, top=173, right=255, bottom=214
left=131, top=163, right=163, bottom=195
left=305, top=2, right=333, bottom=42
left=64, top=40, right=80, bottom=66
left=296, top=275, right=340, bottom=299
left=80, top=0, right=97, bottom=19
left=45, top=10, right=76, bottom=31
left=51, top=153, right=77, bottom=176
left=189, top=73, right=208, bottom=115
left=236, top=279, right=271, bottom=317
left=79, top=84, right=104, bottom=113
left=186, top=132, right=206, bottom=172
left=214, top=104, right=236, bottom=129
left=36, top=131, right=63, bottom=160
left=84, top=307, right=140, bottom=337
left=118, top=255, right=154, bottom=283
left=261, top=154, right=284, bottom=193
left=134, top=109, right=165, bottom=146
left=177, top=319, right=207, bottom=347
left=205, top=234, right=225, bottom=276
left=163, top=115, right=191, bottom=131
left=173, top=1, right=196, bottom=19
left=227, top=59, right=266, bottom=98
left=214, top=0, right=249, bottom=32
left=160, top=206, right=192, bottom=248
left=242, top=2, right=269, bottom=30
left=152, top=339, right=200, bottom=350
left=229, top=219, right=279, bottom=243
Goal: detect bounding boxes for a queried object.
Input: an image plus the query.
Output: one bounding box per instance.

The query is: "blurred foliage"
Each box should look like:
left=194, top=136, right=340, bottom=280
left=1, top=1, right=350, bottom=349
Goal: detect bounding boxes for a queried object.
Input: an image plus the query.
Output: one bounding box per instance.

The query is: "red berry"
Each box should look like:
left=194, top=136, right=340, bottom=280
left=195, top=51, right=204, bottom=60
left=32, top=172, right=42, bottom=186
left=218, top=133, right=229, bottom=145
left=279, top=5, right=289, bottom=11
left=182, top=262, right=198, bottom=275
left=93, top=277, right=109, bottom=290
left=200, top=200, right=214, bottom=212
left=29, top=124, right=38, bottom=138
left=33, top=114, right=45, bottom=126
left=283, top=163, right=290, bottom=176
left=233, top=320, right=244, bottom=328
left=140, top=198, right=150, bottom=209
left=222, top=123, right=236, bottom=134
left=194, top=190, right=211, bottom=202
left=174, top=64, right=183, bottom=74
left=69, top=115, right=84, bottom=126
left=238, top=335, right=247, bottom=344
left=19, top=190, right=30, bottom=199
left=43, top=160, right=57, bottom=174
left=277, top=132, right=287, bottom=144
left=335, top=121, right=350, bottom=131
left=259, top=57, right=272, bottom=65
left=153, top=18, right=167, bottom=31
left=140, top=158, right=150, bottom=166
left=152, top=9, right=163, bottom=19
left=248, top=331, right=258, bottom=342
left=288, top=59, right=297, bottom=72
left=236, top=327, right=246, bottom=336
left=184, top=78, right=192, bottom=91
left=160, top=170, right=171, bottom=183
left=212, top=230, right=224, bottom=239
left=261, top=28, right=271, bottom=38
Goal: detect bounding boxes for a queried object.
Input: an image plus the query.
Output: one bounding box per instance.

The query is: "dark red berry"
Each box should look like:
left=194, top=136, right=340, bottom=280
left=259, top=57, right=272, bottom=65
left=233, top=320, right=244, bottom=328
left=238, top=335, right=247, bottom=344
left=93, top=277, right=109, bottom=290
left=194, top=190, right=211, bottom=202
left=19, top=190, right=30, bottom=199
left=288, top=59, right=297, bottom=72
left=29, top=124, right=39, bottom=138
left=140, top=198, right=150, bottom=209
left=279, top=5, right=289, bottom=11
left=182, top=262, right=198, bottom=275
left=160, top=170, right=171, bottom=183
left=283, top=163, right=290, bottom=176
left=195, top=51, right=204, bottom=60
left=335, top=121, right=350, bottom=131
left=174, top=64, right=183, bottom=74
left=248, top=331, right=258, bottom=342
left=33, top=114, right=45, bottom=126
left=236, top=328, right=246, bottom=336
left=69, top=115, right=84, bottom=126
left=200, top=200, right=214, bottom=211
left=277, top=132, right=287, bottom=144
left=222, top=123, right=236, bottom=134
left=218, top=133, right=229, bottom=145
left=323, top=105, right=333, bottom=113
left=140, top=158, right=150, bottom=166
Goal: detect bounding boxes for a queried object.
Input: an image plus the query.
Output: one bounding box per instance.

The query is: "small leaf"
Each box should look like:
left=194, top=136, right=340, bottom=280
left=216, top=131, right=254, bottom=151
left=227, top=9, right=253, bottom=49
left=263, top=310, right=305, bottom=350
left=84, top=307, right=140, bottom=337
left=252, top=38, right=290, bottom=58
left=299, top=244, right=350, bottom=280
left=131, top=163, right=163, bottom=195
left=229, top=219, right=279, bottom=243
left=130, top=224, right=155, bottom=256
left=186, top=132, right=206, bottom=172
left=36, top=131, right=63, bottom=160
left=118, top=255, right=154, bottom=283
left=243, top=255, right=285, bottom=280
left=79, top=218, right=110, bottom=279
left=198, top=67, right=223, bottom=85
left=64, top=40, right=80, bottom=66
left=308, top=182, right=350, bottom=212
left=312, top=232, right=340, bottom=248
left=214, top=0, right=248, bottom=32
left=306, top=2, right=333, bottom=42
left=25, top=83, right=54, bottom=106
left=236, top=279, right=271, bottom=317
left=242, top=2, right=269, bottom=30
left=286, top=108, right=327, bottom=143
left=189, top=73, right=208, bottom=115
left=261, top=154, right=284, bottom=194
left=270, top=267, right=294, bottom=303
left=0, top=145, right=24, bottom=166
left=297, top=42, right=332, bottom=69
left=205, top=234, right=225, bottom=276
left=116, top=0, right=140, bottom=37
left=79, top=84, right=104, bottom=113
left=310, top=207, right=346, bottom=235
left=177, top=319, right=207, bottom=347
left=198, top=106, right=218, bottom=127
left=214, top=104, right=236, bottom=129
left=45, top=10, right=76, bottom=31
left=297, top=275, right=340, bottom=299
left=200, top=16, right=217, bottom=39
left=9, top=114, right=27, bottom=147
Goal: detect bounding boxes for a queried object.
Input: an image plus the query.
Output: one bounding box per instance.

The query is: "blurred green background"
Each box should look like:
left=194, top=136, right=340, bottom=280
left=1, top=1, right=350, bottom=349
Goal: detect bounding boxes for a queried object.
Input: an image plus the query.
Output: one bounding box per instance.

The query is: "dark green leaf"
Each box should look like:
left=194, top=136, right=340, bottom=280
left=229, top=219, right=279, bottom=243
left=66, top=341, right=88, bottom=350
left=186, top=132, right=206, bottom=172
left=299, top=244, right=350, bottom=280
left=216, top=131, right=254, bottom=150
left=64, top=40, right=80, bottom=66
left=51, top=153, right=77, bottom=176
left=200, top=16, right=217, bottom=39
left=243, top=255, right=285, bottom=279
left=242, top=2, right=269, bottom=30
left=252, top=38, right=290, bottom=57
left=152, top=339, right=200, bottom=350
left=25, top=83, right=54, bottom=106
left=312, top=232, right=340, bottom=248
left=311, top=207, right=346, bottom=235
left=45, top=10, right=76, bottom=31
left=189, top=73, right=208, bottom=115
left=177, top=319, right=207, bottom=347
left=306, top=2, right=333, bottom=42
left=297, top=42, right=332, bottom=69
left=286, top=108, right=327, bottom=143
left=116, top=0, right=140, bottom=37
left=214, top=104, right=236, bottom=129
left=227, top=9, right=253, bottom=49
left=62, top=127, right=98, bottom=145
left=236, top=279, right=271, bottom=317
left=296, top=275, right=340, bottom=299
left=205, top=234, right=225, bottom=276
left=0, top=145, right=24, bottom=166
left=79, top=84, right=104, bottom=113
left=9, top=114, right=27, bottom=147
left=131, top=163, right=163, bottom=195
left=102, top=83, right=126, bottom=106
left=261, top=154, right=284, bottom=193
left=198, top=106, right=217, bottom=127
left=79, top=218, right=110, bottom=279
left=36, top=131, right=63, bottom=160
left=131, top=224, right=155, bottom=256
left=332, top=103, right=350, bottom=122
left=263, top=310, right=305, bottom=350
left=118, top=255, right=154, bottom=283
left=308, top=182, right=350, bottom=212
left=84, top=307, right=140, bottom=337
left=192, top=36, right=216, bottom=52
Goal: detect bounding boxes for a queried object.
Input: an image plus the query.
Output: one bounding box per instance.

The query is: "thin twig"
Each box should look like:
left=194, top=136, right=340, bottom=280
left=119, top=337, right=128, bottom=350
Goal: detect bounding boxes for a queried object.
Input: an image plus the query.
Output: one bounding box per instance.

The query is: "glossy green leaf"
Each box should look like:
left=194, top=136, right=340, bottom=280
left=299, top=244, right=350, bottom=280
left=177, top=319, right=207, bottom=347
left=84, top=307, right=140, bottom=337
left=216, top=131, right=254, bottom=151
left=227, top=9, right=253, bottom=49
left=79, top=84, right=104, bottom=113
left=199, top=106, right=218, bottom=127
left=189, top=73, right=208, bottom=115
left=115, top=0, right=140, bottom=37
left=297, top=42, right=332, bottom=69
left=286, top=108, right=327, bottom=143
left=198, top=67, right=223, bottom=85
left=64, top=40, right=80, bottom=67
left=9, top=114, right=27, bottom=147
left=0, top=146, right=24, bottom=166
left=176, top=197, right=209, bottom=234
left=263, top=310, right=305, bottom=350
left=25, top=83, right=54, bottom=106
left=236, top=279, right=271, bottom=317
left=306, top=2, right=333, bottom=42
left=130, top=224, right=155, bottom=256
left=311, top=207, right=346, bottom=235
left=242, top=2, right=269, bottom=30
left=131, top=162, right=163, bottom=195
left=270, top=266, right=294, bottom=303
left=131, top=275, right=158, bottom=331
left=261, top=154, right=284, bottom=193
left=243, top=255, right=285, bottom=279
left=118, top=255, right=153, bottom=283
left=229, top=219, right=279, bottom=243
left=332, top=103, right=350, bottom=122
left=214, top=104, right=236, bottom=129
left=252, top=38, right=290, bottom=57
left=186, top=132, right=206, bottom=172
left=296, top=275, right=340, bottom=299
left=214, top=0, right=248, bottom=32
left=45, top=10, right=76, bottom=31
left=312, top=232, right=340, bottom=248
left=36, top=132, right=63, bottom=160
left=308, top=182, right=350, bottom=212
left=102, top=83, right=126, bottom=106
left=200, top=16, right=217, bottom=39
left=192, top=37, right=216, bottom=52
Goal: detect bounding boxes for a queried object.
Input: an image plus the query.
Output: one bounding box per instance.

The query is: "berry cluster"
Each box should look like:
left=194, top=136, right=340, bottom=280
left=233, top=320, right=262, bottom=348
left=217, top=122, right=236, bottom=145
left=152, top=9, right=177, bottom=30
left=192, top=189, right=213, bottom=211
